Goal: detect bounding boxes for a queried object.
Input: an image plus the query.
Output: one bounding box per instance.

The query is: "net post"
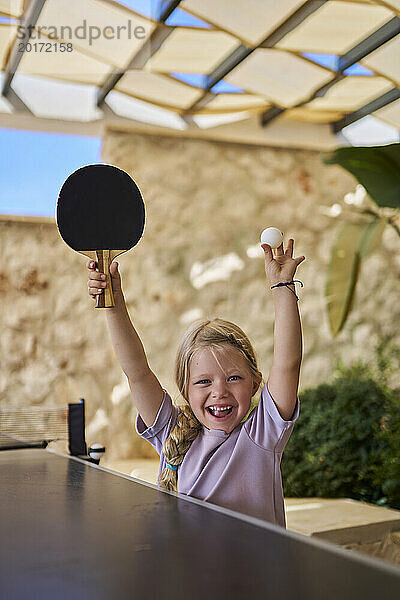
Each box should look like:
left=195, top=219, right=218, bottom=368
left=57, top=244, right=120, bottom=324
left=68, top=399, right=88, bottom=456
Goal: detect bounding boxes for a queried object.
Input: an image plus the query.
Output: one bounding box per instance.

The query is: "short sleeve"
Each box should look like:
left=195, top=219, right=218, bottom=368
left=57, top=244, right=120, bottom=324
left=245, top=382, right=300, bottom=453
left=135, top=389, right=180, bottom=456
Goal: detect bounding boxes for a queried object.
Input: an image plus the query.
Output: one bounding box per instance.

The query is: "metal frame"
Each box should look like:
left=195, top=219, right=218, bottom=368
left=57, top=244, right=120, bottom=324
left=332, top=88, right=400, bottom=133
left=260, top=75, right=347, bottom=127
left=259, top=0, right=327, bottom=48
left=1, top=86, right=31, bottom=112
left=1, top=0, right=47, bottom=99
left=261, top=16, right=400, bottom=129
left=2, top=0, right=399, bottom=134
left=96, top=0, right=182, bottom=107
left=184, top=0, right=327, bottom=116
left=338, top=16, right=400, bottom=72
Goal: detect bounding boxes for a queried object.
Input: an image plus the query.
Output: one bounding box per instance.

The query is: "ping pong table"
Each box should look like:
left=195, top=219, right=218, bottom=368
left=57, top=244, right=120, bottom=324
left=1, top=447, right=400, bottom=600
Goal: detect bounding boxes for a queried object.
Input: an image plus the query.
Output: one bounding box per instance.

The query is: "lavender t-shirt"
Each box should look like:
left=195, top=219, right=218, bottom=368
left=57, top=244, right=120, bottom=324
left=135, top=382, right=300, bottom=528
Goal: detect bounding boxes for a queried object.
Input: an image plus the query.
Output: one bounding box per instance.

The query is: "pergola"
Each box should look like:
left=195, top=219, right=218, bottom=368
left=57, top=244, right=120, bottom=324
left=0, top=0, right=399, bottom=149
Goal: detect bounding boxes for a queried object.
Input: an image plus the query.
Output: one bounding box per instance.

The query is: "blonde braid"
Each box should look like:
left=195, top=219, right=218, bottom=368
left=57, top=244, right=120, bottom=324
left=158, top=404, right=202, bottom=492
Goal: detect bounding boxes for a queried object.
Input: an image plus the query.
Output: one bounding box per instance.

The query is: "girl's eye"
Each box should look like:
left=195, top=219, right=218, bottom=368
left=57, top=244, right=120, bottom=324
left=194, top=376, right=242, bottom=385
left=195, top=376, right=241, bottom=384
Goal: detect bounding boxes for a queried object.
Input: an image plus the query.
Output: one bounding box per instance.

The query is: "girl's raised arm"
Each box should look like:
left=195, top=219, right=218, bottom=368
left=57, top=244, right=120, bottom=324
left=88, top=260, right=164, bottom=428
left=261, top=238, right=305, bottom=421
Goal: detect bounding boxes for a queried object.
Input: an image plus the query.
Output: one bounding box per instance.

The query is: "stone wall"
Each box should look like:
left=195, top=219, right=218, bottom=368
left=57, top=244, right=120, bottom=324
left=1, top=130, right=399, bottom=460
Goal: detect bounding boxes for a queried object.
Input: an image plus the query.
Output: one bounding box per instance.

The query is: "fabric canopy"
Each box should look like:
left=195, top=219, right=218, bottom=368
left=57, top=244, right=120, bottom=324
left=0, top=0, right=399, bottom=149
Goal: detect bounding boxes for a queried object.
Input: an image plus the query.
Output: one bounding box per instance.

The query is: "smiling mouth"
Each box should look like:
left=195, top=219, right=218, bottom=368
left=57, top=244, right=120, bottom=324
left=206, top=405, right=234, bottom=419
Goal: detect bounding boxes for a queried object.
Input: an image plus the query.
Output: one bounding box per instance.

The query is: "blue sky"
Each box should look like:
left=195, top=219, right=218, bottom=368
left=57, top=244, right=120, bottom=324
left=0, top=129, right=102, bottom=217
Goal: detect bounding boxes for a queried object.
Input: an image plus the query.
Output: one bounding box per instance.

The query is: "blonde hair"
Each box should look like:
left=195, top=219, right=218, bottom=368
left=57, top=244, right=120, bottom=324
left=158, top=318, right=263, bottom=492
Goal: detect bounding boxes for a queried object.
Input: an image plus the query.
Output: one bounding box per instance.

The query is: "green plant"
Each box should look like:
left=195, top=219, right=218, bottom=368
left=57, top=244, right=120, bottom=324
left=282, top=337, right=400, bottom=509
left=321, top=144, right=400, bottom=337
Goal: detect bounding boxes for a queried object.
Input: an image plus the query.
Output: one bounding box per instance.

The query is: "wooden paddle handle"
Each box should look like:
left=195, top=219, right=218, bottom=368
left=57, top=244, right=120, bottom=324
left=95, top=250, right=114, bottom=308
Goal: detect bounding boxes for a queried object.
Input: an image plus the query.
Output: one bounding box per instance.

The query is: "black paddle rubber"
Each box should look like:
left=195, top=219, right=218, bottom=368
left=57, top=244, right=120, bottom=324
left=57, top=164, right=145, bottom=250
left=56, top=164, right=145, bottom=308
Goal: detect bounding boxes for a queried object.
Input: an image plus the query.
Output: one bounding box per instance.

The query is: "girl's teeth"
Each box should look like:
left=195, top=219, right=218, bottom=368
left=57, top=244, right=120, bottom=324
left=207, top=406, right=234, bottom=417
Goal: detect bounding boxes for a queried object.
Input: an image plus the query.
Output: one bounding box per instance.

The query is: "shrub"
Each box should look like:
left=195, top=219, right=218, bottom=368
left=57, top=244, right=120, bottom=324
left=282, top=337, right=400, bottom=509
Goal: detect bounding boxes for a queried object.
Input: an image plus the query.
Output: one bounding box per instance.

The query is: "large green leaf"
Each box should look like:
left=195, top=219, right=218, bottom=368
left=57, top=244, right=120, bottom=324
left=326, top=218, right=389, bottom=336
left=323, top=144, right=400, bottom=209
left=358, top=217, right=388, bottom=258
left=326, top=222, right=363, bottom=337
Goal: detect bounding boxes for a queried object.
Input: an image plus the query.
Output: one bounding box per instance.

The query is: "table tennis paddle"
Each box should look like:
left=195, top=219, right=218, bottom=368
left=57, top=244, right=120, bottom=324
left=56, top=164, right=145, bottom=308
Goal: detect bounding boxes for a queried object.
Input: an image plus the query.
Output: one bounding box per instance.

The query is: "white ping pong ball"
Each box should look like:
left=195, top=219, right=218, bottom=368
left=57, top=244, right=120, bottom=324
left=89, top=443, right=105, bottom=460
left=261, top=227, right=283, bottom=249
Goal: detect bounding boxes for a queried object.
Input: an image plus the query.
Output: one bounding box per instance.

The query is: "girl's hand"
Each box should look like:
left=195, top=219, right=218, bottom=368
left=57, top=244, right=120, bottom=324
left=87, top=260, right=121, bottom=301
left=261, top=238, right=305, bottom=287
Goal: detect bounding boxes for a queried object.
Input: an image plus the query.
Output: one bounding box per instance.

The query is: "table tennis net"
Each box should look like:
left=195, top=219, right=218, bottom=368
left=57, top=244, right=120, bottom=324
left=0, top=400, right=88, bottom=455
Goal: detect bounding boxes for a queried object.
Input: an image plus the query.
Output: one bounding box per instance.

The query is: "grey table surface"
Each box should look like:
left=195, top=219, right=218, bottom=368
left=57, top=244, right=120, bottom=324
left=1, top=448, right=400, bottom=600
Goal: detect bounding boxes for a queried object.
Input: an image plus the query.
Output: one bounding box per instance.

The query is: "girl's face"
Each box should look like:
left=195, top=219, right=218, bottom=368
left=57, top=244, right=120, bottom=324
left=187, top=345, right=259, bottom=434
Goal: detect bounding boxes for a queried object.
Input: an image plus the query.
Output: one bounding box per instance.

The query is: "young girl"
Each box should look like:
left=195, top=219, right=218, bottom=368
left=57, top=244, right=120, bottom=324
left=87, top=238, right=305, bottom=527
